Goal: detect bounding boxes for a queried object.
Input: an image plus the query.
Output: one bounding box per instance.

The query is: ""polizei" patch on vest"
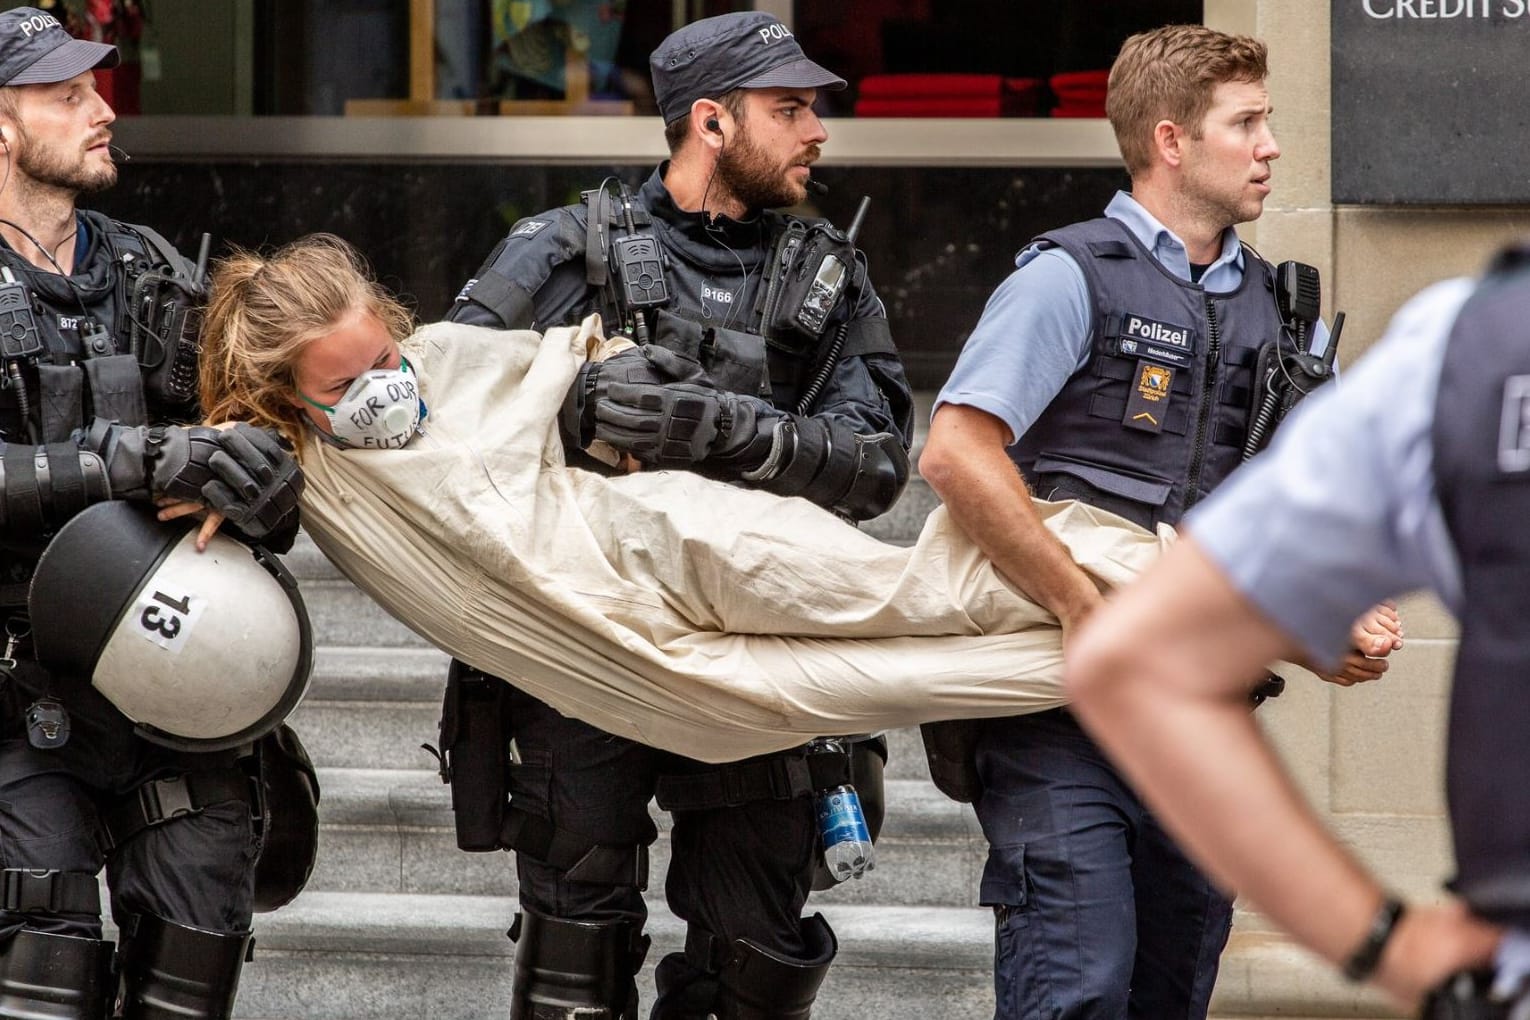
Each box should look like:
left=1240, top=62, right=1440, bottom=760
left=1114, top=312, right=1196, bottom=368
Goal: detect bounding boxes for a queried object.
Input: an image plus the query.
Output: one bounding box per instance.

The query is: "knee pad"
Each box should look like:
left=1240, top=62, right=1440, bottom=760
left=713, top=913, right=837, bottom=1020
left=0, top=928, right=114, bottom=1020
left=508, top=907, right=648, bottom=1020
left=115, top=913, right=252, bottom=1020
left=0, top=868, right=102, bottom=924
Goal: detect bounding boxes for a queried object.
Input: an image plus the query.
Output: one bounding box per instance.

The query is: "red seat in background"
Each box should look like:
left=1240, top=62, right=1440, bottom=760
left=1049, top=69, right=1108, bottom=118
left=854, top=74, right=1044, bottom=117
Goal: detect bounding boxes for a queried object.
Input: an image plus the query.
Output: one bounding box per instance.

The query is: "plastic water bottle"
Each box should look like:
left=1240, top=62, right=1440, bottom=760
left=810, top=739, right=875, bottom=882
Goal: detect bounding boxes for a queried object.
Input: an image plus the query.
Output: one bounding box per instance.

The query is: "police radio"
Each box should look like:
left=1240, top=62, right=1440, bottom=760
left=1275, top=260, right=1321, bottom=351
left=760, top=196, right=870, bottom=354
left=587, top=181, right=669, bottom=344
left=794, top=197, right=869, bottom=337
left=1242, top=260, right=1344, bottom=460
left=132, top=232, right=210, bottom=407
left=609, top=188, right=669, bottom=342
left=0, top=266, right=44, bottom=441
left=0, top=266, right=43, bottom=361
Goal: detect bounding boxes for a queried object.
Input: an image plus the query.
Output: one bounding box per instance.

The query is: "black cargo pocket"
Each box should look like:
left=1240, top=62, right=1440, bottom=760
left=985, top=843, right=1058, bottom=1020
left=979, top=841, right=1030, bottom=915
left=507, top=749, right=553, bottom=821
left=1030, top=454, right=1173, bottom=530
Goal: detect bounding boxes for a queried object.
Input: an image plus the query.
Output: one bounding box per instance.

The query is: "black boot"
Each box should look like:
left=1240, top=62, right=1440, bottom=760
left=115, top=913, right=252, bottom=1019
left=509, top=908, right=648, bottom=1019
left=713, top=914, right=837, bottom=1020
left=0, top=929, right=113, bottom=1019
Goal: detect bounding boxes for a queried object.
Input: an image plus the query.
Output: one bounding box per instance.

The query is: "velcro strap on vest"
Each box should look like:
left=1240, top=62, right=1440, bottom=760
left=2, top=445, right=44, bottom=533
left=41, top=441, right=85, bottom=517
left=499, top=807, right=649, bottom=889
left=101, top=768, right=254, bottom=851
left=586, top=189, right=610, bottom=288
left=1213, top=422, right=1248, bottom=448
left=464, top=270, right=535, bottom=329
left=655, top=753, right=819, bottom=813
left=838, top=316, right=896, bottom=359
left=0, top=868, right=101, bottom=916
left=1085, top=239, right=1133, bottom=259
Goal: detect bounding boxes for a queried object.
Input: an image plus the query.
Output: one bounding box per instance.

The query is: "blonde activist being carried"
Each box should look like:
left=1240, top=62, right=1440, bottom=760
left=190, top=232, right=1178, bottom=762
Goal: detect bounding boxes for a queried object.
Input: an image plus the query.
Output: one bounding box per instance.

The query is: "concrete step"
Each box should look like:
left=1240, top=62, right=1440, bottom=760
left=231, top=892, right=1397, bottom=1020
left=308, top=769, right=984, bottom=907
left=235, top=893, right=992, bottom=1020
left=301, top=578, right=431, bottom=649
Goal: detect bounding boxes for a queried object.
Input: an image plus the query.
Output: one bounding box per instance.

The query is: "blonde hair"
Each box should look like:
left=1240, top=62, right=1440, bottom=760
left=198, top=233, right=415, bottom=455
left=1106, top=24, right=1269, bottom=177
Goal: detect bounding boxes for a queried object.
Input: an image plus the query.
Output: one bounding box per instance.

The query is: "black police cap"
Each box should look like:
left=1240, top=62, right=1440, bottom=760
left=0, top=7, right=118, bottom=90
left=650, top=12, right=845, bottom=125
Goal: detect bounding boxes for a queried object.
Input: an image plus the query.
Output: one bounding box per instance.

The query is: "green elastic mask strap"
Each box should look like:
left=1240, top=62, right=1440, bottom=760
left=295, top=357, right=411, bottom=416
left=298, top=391, right=335, bottom=414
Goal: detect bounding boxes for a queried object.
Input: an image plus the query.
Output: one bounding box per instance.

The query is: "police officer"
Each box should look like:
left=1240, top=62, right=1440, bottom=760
left=446, top=12, right=911, bottom=1019
left=0, top=9, right=304, bottom=1018
left=918, top=24, right=1398, bottom=1020
left=1066, top=257, right=1530, bottom=1014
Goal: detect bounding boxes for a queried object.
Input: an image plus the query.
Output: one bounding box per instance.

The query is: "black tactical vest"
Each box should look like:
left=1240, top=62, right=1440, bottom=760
left=0, top=212, right=196, bottom=584
left=1010, top=217, right=1281, bottom=531
left=0, top=210, right=196, bottom=447
left=1430, top=246, right=1530, bottom=925
left=455, top=166, right=900, bottom=421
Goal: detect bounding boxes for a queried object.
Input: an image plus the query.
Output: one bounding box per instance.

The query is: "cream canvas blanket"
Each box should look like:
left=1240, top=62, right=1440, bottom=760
left=298, top=317, right=1170, bottom=762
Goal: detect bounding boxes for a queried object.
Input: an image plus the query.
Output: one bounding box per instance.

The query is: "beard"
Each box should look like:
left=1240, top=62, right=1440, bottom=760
left=716, top=132, right=819, bottom=213
left=15, top=128, right=116, bottom=196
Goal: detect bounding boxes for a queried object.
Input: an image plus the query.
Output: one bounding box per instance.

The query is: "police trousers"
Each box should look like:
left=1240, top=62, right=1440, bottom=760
left=973, top=708, right=1232, bottom=1020
left=0, top=680, right=258, bottom=941
left=506, top=685, right=819, bottom=1011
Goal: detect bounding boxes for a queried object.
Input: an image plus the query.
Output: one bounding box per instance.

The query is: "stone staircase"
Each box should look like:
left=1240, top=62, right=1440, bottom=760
left=230, top=417, right=1402, bottom=1020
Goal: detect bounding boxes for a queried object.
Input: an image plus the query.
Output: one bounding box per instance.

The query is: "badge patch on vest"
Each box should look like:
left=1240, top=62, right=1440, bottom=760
left=510, top=219, right=551, bottom=240
left=1124, top=360, right=1174, bottom=432
left=1497, top=374, right=1530, bottom=473
left=1115, top=313, right=1196, bottom=368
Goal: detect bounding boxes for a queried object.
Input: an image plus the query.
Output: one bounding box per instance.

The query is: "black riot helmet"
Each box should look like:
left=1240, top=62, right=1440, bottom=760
left=29, top=500, right=313, bottom=752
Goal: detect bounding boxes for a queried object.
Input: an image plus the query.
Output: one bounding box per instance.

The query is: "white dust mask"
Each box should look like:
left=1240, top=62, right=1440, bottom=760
left=301, top=357, right=423, bottom=449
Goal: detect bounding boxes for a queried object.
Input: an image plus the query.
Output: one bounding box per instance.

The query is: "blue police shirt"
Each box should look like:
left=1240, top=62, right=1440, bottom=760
left=1187, top=277, right=1474, bottom=665
left=935, top=191, right=1329, bottom=442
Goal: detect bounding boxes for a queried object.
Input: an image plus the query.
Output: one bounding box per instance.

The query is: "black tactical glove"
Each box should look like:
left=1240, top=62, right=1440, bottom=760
left=593, top=380, right=774, bottom=471
left=151, top=423, right=305, bottom=540
left=559, top=345, right=706, bottom=450
left=80, top=418, right=304, bottom=541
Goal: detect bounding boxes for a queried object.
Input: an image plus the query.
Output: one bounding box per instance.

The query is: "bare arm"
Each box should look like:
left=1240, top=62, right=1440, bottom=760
left=1066, top=537, right=1499, bottom=1007
left=919, top=403, right=1102, bottom=635
left=1306, top=602, right=1405, bottom=687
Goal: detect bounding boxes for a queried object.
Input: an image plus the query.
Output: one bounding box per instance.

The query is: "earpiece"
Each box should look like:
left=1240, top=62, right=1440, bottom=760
left=706, top=117, right=721, bottom=134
